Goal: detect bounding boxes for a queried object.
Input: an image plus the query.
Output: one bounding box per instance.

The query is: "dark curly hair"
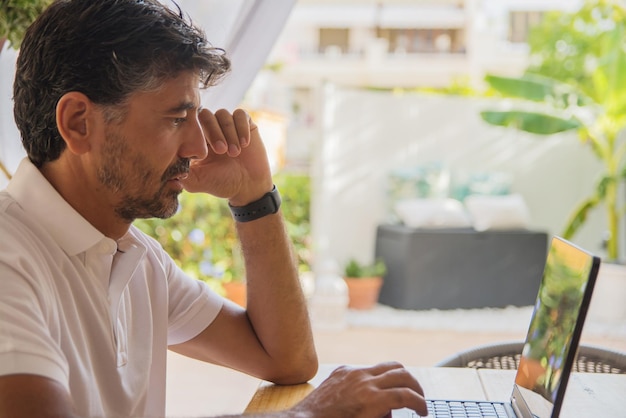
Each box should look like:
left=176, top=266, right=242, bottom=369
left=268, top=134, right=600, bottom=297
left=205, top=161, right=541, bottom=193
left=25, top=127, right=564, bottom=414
left=13, top=0, right=231, bottom=167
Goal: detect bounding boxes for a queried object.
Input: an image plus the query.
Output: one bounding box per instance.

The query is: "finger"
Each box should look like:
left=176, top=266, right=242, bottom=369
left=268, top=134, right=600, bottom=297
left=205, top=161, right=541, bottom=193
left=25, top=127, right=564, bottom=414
left=232, top=108, right=252, bottom=147
left=376, top=366, right=425, bottom=397
left=199, top=109, right=228, bottom=154
left=215, top=108, right=243, bottom=156
left=367, top=361, right=407, bottom=377
left=330, top=363, right=423, bottom=395
left=380, top=387, right=428, bottom=417
left=368, top=363, right=427, bottom=416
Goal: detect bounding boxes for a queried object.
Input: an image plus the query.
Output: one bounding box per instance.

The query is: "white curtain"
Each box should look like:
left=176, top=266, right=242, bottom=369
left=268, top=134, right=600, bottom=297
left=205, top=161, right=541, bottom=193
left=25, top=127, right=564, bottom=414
left=0, top=43, right=22, bottom=188
left=175, top=0, right=296, bottom=111
left=0, top=0, right=295, bottom=187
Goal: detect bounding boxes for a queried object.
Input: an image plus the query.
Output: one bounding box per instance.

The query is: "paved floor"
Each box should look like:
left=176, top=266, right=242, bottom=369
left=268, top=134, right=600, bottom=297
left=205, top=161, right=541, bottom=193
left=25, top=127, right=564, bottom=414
left=165, top=324, right=626, bottom=417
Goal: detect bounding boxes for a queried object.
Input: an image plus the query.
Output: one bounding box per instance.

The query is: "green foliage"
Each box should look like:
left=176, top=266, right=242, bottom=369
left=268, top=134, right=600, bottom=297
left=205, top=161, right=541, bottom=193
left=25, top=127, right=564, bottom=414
left=0, top=0, right=53, bottom=49
left=134, top=192, right=240, bottom=293
left=527, top=0, right=626, bottom=106
left=480, top=110, right=582, bottom=135
left=134, top=173, right=312, bottom=291
left=483, top=73, right=594, bottom=107
left=274, top=171, right=313, bottom=273
left=343, top=258, right=387, bottom=278
left=480, top=0, right=626, bottom=261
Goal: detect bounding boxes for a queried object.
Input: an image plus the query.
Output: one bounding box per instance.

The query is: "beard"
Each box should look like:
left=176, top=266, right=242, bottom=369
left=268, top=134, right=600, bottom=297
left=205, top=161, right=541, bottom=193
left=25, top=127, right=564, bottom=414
left=97, top=129, right=189, bottom=222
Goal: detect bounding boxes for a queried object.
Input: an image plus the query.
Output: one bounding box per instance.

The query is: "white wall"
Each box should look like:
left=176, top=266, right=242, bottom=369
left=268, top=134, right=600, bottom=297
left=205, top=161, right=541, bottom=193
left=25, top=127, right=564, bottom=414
left=310, top=85, right=605, bottom=268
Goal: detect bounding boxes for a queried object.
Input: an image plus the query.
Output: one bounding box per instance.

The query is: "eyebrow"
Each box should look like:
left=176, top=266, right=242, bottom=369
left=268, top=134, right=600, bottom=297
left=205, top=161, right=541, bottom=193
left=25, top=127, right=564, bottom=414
left=166, top=101, right=198, bottom=114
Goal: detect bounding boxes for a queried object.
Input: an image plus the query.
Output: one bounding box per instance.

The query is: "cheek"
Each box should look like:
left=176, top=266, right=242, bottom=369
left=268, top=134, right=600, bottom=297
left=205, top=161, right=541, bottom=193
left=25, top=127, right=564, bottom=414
left=113, top=149, right=159, bottom=188
left=109, top=126, right=178, bottom=184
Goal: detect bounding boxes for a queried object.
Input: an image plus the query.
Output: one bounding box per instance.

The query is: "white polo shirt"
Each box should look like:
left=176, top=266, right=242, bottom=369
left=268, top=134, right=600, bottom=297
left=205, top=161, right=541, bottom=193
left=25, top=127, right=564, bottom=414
left=0, top=159, right=224, bottom=417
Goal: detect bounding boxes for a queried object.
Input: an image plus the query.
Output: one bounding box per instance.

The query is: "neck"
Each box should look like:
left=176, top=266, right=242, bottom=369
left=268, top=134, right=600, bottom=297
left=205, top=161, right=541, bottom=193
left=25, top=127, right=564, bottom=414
left=40, top=158, right=131, bottom=240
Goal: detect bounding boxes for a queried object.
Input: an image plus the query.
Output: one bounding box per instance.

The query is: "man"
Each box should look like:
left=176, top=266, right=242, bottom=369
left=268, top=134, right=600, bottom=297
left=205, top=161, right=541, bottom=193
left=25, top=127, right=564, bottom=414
left=0, top=1, right=427, bottom=417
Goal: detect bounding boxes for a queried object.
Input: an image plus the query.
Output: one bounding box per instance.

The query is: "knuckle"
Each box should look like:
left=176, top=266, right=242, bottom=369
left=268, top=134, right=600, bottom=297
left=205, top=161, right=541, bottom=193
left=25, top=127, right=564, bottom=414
left=332, top=365, right=351, bottom=376
left=386, top=360, right=404, bottom=369
left=214, top=108, right=230, bottom=117
left=233, top=108, right=248, bottom=118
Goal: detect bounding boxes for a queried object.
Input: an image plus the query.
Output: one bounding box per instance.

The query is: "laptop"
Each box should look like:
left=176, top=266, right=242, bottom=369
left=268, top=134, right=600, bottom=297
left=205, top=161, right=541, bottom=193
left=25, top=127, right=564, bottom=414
left=395, top=236, right=601, bottom=418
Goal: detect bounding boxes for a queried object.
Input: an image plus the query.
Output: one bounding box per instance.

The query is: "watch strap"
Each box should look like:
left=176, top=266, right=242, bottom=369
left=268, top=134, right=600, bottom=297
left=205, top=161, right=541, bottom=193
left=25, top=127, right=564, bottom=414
left=229, top=185, right=281, bottom=222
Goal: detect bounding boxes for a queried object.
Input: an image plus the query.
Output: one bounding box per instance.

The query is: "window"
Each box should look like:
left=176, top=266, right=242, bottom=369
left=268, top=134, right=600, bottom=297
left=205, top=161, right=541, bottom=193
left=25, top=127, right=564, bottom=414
left=318, top=28, right=350, bottom=54
left=377, top=28, right=465, bottom=54
left=509, top=11, right=544, bottom=43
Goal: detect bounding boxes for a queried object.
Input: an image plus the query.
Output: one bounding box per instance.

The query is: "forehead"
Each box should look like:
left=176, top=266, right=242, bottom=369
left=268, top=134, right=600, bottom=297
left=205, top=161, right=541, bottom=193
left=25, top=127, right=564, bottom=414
left=129, top=71, right=202, bottom=112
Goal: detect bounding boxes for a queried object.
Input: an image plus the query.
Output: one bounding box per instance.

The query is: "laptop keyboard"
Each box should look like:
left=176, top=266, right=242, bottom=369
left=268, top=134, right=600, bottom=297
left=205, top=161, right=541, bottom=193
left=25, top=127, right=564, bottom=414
left=417, top=400, right=510, bottom=417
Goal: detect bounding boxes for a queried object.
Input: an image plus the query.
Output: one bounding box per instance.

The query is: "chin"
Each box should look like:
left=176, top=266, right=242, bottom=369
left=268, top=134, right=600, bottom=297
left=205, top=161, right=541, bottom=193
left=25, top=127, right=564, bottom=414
left=157, top=195, right=181, bottom=219
left=118, top=192, right=180, bottom=221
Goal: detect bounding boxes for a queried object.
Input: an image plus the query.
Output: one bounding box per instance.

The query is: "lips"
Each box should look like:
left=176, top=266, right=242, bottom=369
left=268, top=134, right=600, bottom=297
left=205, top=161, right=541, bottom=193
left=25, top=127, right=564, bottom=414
left=170, top=172, right=189, bottom=181
left=163, top=159, right=191, bottom=183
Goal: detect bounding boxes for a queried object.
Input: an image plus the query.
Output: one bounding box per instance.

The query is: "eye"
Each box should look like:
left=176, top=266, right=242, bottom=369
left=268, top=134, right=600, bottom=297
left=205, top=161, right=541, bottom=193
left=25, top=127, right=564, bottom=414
left=173, top=117, right=187, bottom=127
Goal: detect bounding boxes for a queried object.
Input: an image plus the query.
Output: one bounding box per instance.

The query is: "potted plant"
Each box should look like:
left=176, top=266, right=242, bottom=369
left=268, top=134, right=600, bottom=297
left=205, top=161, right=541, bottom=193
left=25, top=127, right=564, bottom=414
left=343, top=258, right=387, bottom=310
left=479, top=1, right=626, bottom=321
left=479, top=0, right=626, bottom=263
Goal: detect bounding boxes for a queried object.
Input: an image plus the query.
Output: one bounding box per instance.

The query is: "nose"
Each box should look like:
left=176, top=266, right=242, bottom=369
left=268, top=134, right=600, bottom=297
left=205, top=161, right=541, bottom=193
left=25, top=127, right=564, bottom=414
left=179, top=114, right=208, bottom=160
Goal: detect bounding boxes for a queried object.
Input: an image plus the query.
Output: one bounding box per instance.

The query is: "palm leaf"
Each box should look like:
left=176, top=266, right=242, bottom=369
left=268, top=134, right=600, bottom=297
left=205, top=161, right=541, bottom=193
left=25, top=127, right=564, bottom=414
left=484, top=73, right=594, bottom=108
left=480, top=110, right=581, bottom=135
left=562, top=195, right=601, bottom=240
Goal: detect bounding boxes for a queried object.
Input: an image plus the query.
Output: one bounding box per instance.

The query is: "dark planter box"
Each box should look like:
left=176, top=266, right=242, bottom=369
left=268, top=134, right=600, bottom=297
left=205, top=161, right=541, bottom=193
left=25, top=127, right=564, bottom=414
left=374, top=225, right=549, bottom=310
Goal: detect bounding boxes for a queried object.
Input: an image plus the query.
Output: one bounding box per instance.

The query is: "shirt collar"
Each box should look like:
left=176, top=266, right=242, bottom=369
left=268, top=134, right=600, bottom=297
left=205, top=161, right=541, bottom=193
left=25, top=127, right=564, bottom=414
left=6, top=158, right=105, bottom=256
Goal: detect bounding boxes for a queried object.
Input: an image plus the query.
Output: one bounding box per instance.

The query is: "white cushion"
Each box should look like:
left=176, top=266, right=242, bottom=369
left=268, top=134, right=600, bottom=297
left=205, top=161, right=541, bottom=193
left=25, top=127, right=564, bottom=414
left=394, top=198, right=472, bottom=228
left=465, top=194, right=531, bottom=231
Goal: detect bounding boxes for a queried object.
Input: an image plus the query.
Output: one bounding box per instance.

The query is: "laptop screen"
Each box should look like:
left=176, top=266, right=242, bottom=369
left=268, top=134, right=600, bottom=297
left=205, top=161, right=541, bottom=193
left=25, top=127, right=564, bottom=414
left=512, top=236, right=600, bottom=418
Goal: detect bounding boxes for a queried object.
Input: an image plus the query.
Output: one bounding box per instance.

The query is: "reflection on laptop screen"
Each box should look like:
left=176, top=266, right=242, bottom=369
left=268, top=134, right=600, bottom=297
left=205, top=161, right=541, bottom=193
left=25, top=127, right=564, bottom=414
left=513, top=237, right=599, bottom=418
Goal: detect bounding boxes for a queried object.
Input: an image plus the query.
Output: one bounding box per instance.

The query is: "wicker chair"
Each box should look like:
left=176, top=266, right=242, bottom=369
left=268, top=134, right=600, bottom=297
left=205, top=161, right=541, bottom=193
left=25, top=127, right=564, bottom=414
left=436, top=341, right=626, bottom=374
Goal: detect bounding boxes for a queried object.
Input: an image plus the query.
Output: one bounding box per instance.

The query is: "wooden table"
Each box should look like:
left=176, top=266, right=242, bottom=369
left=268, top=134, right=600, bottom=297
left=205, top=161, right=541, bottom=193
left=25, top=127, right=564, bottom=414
left=245, top=365, right=626, bottom=417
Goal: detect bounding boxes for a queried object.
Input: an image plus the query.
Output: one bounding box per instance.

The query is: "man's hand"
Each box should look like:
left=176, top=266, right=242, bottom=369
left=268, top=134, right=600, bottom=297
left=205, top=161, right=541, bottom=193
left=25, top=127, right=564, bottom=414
left=289, top=362, right=428, bottom=418
left=182, top=108, right=273, bottom=205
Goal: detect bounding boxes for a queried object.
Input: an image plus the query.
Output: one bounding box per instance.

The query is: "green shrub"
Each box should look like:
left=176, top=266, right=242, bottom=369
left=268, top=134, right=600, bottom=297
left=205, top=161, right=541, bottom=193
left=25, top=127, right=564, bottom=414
left=0, top=0, right=53, bottom=49
left=274, top=172, right=312, bottom=273
left=134, top=173, right=312, bottom=292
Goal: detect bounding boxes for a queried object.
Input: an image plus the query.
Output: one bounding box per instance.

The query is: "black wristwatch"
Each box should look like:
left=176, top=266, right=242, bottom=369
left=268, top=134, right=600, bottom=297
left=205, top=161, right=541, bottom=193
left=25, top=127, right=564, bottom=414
left=229, top=185, right=281, bottom=222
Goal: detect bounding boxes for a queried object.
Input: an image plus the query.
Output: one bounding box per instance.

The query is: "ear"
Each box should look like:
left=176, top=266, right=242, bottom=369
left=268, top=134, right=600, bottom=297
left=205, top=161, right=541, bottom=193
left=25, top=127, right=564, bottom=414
left=56, top=92, right=96, bottom=155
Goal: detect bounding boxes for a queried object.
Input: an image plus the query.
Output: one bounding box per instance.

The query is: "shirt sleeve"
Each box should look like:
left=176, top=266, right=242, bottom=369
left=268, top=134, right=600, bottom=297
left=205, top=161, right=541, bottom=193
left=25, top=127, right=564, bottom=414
left=132, top=228, right=225, bottom=346
left=166, top=264, right=225, bottom=345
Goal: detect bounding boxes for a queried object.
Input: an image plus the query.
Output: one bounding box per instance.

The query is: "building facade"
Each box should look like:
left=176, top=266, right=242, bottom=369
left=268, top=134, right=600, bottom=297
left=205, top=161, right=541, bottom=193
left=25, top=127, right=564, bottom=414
left=268, top=0, right=582, bottom=89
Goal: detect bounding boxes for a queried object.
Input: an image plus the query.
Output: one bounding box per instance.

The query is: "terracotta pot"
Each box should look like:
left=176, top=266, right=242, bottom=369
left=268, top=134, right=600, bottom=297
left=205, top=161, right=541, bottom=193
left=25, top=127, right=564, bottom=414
left=343, top=276, right=383, bottom=310
left=223, top=281, right=247, bottom=307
